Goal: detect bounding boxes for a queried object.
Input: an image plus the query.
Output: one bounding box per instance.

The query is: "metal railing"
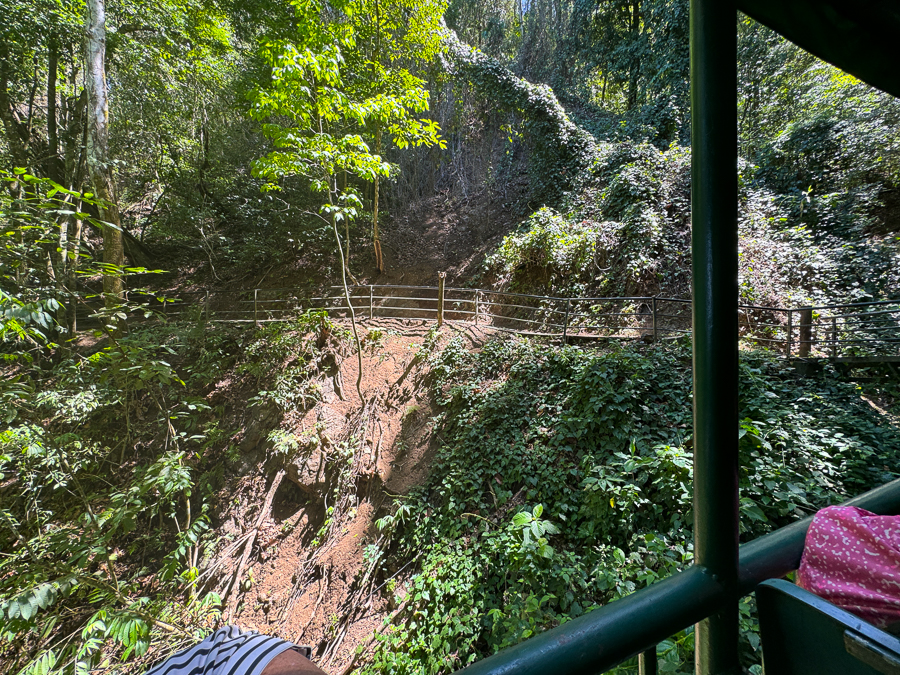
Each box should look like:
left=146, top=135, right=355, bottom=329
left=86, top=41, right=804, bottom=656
left=785, top=300, right=900, bottom=360
left=101, top=284, right=900, bottom=361
left=454, top=477, right=900, bottom=675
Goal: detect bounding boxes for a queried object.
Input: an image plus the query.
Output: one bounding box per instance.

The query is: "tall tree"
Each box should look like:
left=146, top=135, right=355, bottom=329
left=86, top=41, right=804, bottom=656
left=250, top=0, right=445, bottom=396
left=347, top=0, right=447, bottom=272
left=250, top=0, right=445, bottom=272
left=84, top=0, right=124, bottom=306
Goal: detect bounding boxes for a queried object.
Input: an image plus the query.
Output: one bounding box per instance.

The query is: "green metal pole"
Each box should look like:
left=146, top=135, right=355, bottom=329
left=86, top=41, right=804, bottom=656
left=690, top=0, right=740, bottom=673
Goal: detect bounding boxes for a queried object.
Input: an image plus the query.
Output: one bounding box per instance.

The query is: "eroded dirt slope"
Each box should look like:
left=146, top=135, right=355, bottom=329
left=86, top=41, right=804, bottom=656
left=203, top=319, right=493, bottom=673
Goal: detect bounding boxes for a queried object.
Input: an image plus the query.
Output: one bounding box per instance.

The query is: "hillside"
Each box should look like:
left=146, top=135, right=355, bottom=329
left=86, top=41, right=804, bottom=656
left=3, top=1, right=900, bottom=674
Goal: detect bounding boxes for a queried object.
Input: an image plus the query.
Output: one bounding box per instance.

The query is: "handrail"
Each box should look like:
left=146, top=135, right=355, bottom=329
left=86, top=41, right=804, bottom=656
left=78, top=283, right=900, bottom=360
left=456, top=566, right=726, bottom=675
left=455, top=478, right=900, bottom=675
left=141, top=283, right=898, bottom=316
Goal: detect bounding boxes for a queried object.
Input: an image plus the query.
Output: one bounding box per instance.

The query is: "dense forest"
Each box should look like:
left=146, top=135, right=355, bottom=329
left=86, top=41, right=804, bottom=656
left=2, top=0, right=899, bottom=673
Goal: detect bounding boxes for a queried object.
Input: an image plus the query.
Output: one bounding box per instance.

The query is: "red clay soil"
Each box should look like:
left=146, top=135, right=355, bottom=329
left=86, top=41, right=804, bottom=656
left=210, top=319, right=496, bottom=674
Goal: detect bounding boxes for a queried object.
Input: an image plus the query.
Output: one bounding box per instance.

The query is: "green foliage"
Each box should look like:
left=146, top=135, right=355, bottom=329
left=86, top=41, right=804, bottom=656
left=488, top=207, right=601, bottom=286
left=486, top=119, right=898, bottom=307
left=0, top=171, right=172, bottom=347
left=3, top=3, right=900, bottom=674
left=0, top=421, right=217, bottom=673
left=488, top=141, right=690, bottom=296
left=239, top=312, right=342, bottom=412
left=0, top=314, right=277, bottom=673
left=452, top=7, right=899, bottom=309
left=268, top=429, right=304, bottom=461
left=0, top=172, right=92, bottom=344
left=108, top=0, right=240, bottom=229
left=250, top=0, right=445, bottom=202
left=362, top=337, right=900, bottom=673
left=446, top=30, right=596, bottom=202
left=565, top=0, right=690, bottom=144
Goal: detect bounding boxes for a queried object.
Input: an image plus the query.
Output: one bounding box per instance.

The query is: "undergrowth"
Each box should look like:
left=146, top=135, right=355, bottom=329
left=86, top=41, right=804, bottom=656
left=364, top=335, right=900, bottom=674
left=486, top=138, right=900, bottom=307
left=0, top=309, right=346, bottom=674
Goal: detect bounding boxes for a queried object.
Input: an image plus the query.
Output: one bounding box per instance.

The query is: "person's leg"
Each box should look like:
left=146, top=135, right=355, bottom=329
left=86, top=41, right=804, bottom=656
left=261, top=648, right=326, bottom=675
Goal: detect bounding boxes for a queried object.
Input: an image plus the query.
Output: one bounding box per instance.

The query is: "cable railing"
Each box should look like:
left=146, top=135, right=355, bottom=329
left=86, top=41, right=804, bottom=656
left=91, top=285, right=900, bottom=361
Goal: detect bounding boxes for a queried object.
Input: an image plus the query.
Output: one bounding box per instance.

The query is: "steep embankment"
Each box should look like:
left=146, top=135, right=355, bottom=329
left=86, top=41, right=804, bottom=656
left=0, top=305, right=496, bottom=675
left=197, top=318, right=498, bottom=673
left=5, top=297, right=898, bottom=675
left=357, top=336, right=900, bottom=674
left=395, top=31, right=900, bottom=308
left=484, top=139, right=900, bottom=308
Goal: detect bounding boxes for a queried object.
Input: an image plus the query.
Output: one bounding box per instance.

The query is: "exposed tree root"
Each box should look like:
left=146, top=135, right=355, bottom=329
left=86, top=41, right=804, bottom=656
left=224, top=469, right=286, bottom=618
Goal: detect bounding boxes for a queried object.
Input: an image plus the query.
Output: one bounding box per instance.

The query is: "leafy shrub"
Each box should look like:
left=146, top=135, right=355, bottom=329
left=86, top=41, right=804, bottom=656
left=488, top=207, right=605, bottom=288
left=363, top=337, right=900, bottom=674
left=487, top=142, right=691, bottom=298
left=239, top=311, right=344, bottom=412
left=0, top=339, right=221, bottom=674
left=0, top=313, right=297, bottom=673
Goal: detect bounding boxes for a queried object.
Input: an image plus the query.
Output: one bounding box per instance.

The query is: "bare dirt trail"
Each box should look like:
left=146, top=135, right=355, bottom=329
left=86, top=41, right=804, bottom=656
left=373, top=193, right=518, bottom=287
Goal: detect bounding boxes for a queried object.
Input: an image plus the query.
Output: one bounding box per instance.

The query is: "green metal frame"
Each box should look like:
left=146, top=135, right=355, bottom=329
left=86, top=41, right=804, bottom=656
left=453, top=1, right=900, bottom=674
left=736, top=0, right=900, bottom=100
left=689, top=0, right=740, bottom=670
left=455, top=480, right=900, bottom=675
left=757, top=579, right=900, bottom=675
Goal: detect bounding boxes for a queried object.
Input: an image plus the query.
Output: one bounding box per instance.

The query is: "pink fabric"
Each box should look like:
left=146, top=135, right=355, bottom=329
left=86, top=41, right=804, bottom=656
left=797, top=505, right=900, bottom=628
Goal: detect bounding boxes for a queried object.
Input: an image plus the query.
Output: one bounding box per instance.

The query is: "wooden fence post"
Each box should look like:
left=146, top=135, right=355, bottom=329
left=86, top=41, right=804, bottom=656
left=254, top=288, right=259, bottom=327
left=562, top=298, right=570, bottom=344
left=786, top=310, right=793, bottom=357
left=369, top=285, right=374, bottom=320
left=831, top=316, right=838, bottom=358
left=652, top=296, right=658, bottom=342
left=474, top=290, right=479, bottom=326
left=798, top=307, right=813, bottom=358
left=437, top=272, right=446, bottom=327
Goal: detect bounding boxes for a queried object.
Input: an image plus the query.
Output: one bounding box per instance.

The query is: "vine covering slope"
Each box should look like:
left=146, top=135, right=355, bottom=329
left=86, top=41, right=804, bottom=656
left=362, top=336, right=900, bottom=674
left=443, top=28, right=597, bottom=202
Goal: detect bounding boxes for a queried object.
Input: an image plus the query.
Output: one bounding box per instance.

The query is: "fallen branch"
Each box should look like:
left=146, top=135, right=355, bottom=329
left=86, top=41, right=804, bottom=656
left=224, top=469, right=285, bottom=618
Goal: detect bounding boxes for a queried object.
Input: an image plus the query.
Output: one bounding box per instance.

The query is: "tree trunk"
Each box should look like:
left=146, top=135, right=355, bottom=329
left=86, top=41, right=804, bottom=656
left=373, top=128, right=384, bottom=273
left=46, top=33, right=66, bottom=184
left=84, top=0, right=125, bottom=307
left=627, top=0, right=641, bottom=110
left=67, top=209, right=83, bottom=336
left=342, top=170, right=350, bottom=271
left=65, top=89, right=87, bottom=188
left=0, top=44, right=31, bottom=174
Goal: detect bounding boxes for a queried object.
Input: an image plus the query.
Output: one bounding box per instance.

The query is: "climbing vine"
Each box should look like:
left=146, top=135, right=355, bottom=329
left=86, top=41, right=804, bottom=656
left=362, top=337, right=900, bottom=674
